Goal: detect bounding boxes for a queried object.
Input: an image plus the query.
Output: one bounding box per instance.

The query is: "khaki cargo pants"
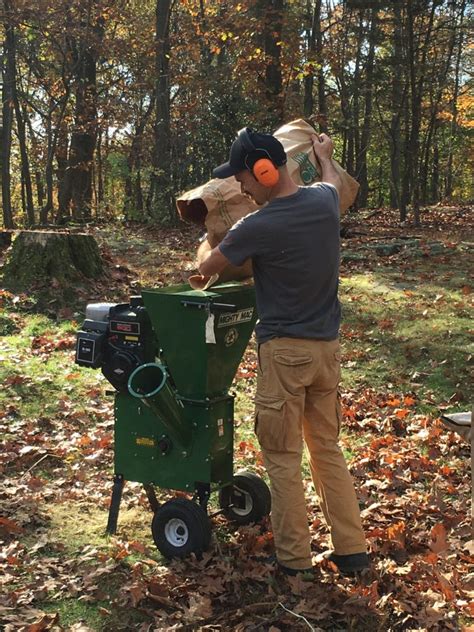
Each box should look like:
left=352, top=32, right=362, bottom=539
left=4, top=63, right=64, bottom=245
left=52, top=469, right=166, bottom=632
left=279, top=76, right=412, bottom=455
left=255, top=337, right=366, bottom=571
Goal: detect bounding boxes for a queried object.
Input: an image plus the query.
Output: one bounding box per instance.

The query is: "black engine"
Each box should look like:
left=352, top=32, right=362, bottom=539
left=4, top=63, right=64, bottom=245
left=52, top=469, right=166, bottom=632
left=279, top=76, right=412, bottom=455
left=75, top=296, right=157, bottom=391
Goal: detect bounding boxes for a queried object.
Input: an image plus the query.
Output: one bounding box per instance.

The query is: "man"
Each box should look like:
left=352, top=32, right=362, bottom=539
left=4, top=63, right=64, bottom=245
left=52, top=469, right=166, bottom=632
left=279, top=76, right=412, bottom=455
left=199, top=127, right=368, bottom=576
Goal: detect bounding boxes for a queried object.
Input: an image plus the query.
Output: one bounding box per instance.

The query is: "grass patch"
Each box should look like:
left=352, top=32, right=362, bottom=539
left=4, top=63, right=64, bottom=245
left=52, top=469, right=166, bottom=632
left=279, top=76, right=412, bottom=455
left=42, top=600, right=107, bottom=630
left=42, top=596, right=150, bottom=631
left=339, top=268, right=472, bottom=407
left=0, top=311, right=20, bottom=335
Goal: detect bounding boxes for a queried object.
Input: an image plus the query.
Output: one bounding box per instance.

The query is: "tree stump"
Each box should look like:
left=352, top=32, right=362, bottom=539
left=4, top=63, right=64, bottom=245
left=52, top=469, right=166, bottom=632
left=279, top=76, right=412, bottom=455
left=2, top=231, right=103, bottom=292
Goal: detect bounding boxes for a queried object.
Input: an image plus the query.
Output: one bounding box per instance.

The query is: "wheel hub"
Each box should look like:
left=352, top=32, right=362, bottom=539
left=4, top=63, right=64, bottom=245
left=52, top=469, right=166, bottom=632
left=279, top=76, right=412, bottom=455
left=231, top=487, right=253, bottom=516
left=164, top=518, right=189, bottom=547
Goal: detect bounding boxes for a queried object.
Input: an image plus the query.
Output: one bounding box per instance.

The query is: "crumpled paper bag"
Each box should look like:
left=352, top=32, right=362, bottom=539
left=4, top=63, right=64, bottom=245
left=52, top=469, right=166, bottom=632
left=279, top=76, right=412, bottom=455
left=177, top=119, right=359, bottom=287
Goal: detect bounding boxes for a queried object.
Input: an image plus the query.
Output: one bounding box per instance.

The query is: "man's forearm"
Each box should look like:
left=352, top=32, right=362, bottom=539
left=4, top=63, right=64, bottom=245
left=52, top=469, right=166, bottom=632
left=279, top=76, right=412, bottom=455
left=198, top=245, right=230, bottom=276
left=318, top=158, right=343, bottom=198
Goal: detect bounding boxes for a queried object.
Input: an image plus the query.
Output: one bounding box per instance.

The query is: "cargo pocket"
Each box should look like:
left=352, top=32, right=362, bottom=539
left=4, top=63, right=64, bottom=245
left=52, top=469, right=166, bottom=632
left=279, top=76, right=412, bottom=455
left=273, top=350, right=312, bottom=367
left=254, top=394, right=287, bottom=452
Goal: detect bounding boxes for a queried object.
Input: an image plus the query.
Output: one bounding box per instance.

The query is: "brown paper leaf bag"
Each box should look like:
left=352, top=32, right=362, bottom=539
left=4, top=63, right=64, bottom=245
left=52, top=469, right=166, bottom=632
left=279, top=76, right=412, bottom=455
left=274, top=119, right=359, bottom=212
left=177, top=118, right=359, bottom=285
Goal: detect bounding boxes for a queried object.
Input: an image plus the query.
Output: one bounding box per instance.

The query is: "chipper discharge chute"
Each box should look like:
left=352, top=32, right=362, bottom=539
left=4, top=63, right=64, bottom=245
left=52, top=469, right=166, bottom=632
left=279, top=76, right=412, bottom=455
left=75, top=282, right=270, bottom=558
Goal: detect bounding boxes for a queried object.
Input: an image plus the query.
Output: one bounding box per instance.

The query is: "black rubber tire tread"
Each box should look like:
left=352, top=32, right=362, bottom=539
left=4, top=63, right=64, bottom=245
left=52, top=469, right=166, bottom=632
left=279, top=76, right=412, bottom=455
left=219, top=470, right=271, bottom=525
left=151, top=498, right=211, bottom=559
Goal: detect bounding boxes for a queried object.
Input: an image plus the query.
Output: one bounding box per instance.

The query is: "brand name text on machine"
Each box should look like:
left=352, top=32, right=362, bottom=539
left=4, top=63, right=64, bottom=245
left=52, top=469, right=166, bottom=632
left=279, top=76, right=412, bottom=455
left=217, top=308, right=254, bottom=328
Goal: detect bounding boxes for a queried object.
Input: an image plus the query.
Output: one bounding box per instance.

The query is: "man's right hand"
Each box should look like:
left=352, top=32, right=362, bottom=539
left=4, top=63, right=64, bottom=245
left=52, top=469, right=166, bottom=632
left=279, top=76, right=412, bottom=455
left=311, top=133, right=334, bottom=165
left=310, top=133, right=342, bottom=201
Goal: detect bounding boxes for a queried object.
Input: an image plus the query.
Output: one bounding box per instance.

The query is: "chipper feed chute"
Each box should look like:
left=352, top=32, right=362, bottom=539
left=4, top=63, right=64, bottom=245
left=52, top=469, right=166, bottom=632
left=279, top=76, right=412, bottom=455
left=75, top=281, right=271, bottom=559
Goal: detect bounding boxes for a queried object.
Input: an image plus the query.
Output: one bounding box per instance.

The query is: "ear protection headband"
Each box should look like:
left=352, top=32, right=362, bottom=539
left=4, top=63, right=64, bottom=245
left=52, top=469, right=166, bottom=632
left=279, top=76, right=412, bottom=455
left=238, top=128, right=280, bottom=187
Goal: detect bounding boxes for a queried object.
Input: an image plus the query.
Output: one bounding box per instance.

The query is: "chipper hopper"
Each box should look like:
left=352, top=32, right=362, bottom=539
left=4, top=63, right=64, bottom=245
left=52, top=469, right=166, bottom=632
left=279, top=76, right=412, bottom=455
left=75, top=282, right=271, bottom=558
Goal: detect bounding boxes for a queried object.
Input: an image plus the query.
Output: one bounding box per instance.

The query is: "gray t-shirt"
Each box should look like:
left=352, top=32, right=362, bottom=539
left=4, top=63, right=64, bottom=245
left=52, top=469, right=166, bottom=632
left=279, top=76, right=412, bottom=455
left=219, top=184, right=341, bottom=344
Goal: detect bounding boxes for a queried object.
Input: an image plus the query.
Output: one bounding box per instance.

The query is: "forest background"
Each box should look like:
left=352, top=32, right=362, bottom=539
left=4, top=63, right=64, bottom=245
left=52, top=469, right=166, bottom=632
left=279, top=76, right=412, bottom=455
left=1, top=2, right=473, bottom=630
left=1, top=0, right=473, bottom=230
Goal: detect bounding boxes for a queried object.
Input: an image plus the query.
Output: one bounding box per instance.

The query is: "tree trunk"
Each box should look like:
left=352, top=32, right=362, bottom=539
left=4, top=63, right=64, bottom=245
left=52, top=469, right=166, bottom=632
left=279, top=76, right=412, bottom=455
left=6, top=17, right=35, bottom=226
left=55, top=117, right=70, bottom=223
left=420, top=2, right=457, bottom=204
left=304, top=0, right=327, bottom=131
left=96, top=126, right=104, bottom=208
left=264, top=0, right=284, bottom=126
left=352, top=13, right=364, bottom=179
left=253, top=0, right=285, bottom=128
left=303, top=0, right=316, bottom=118
left=402, top=0, right=436, bottom=226
left=357, top=9, right=378, bottom=208
left=334, top=7, right=354, bottom=176
left=390, top=4, right=403, bottom=210
left=446, top=0, right=466, bottom=199
left=431, top=134, right=439, bottom=203
left=23, top=106, right=44, bottom=210
left=400, top=85, right=410, bottom=222
left=315, top=0, right=327, bottom=133
left=62, top=4, right=104, bottom=223
left=42, top=109, right=54, bottom=224
left=14, top=93, right=35, bottom=226
left=149, top=0, right=173, bottom=221
left=1, top=0, right=15, bottom=228
left=124, top=98, right=154, bottom=219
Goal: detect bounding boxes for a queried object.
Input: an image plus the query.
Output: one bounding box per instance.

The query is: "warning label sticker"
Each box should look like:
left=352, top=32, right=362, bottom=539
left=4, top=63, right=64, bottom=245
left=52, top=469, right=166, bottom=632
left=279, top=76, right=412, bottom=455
left=217, top=308, right=254, bottom=328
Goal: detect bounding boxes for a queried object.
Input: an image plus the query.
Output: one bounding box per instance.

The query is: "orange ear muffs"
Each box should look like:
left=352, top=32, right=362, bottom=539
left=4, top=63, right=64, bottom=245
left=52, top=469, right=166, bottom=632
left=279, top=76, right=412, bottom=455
left=252, top=158, right=279, bottom=187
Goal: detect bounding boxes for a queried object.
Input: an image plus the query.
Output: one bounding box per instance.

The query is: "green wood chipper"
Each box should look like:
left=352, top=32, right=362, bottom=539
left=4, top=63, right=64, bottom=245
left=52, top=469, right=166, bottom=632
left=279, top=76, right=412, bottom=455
left=75, top=282, right=270, bottom=558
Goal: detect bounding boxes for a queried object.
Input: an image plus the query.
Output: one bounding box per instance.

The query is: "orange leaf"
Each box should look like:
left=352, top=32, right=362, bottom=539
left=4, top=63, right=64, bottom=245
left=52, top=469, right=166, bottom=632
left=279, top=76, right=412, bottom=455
left=430, top=523, right=448, bottom=553
left=386, top=521, right=406, bottom=546
left=386, top=398, right=401, bottom=407
left=0, top=517, right=24, bottom=535
left=403, top=395, right=415, bottom=406
left=465, top=602, right=474, bottom=616
left=423, top=552, right=438, bottom=565
left=436, top=572, right=455, bottom=601
left=395, top=408, right=409, bottom=419
left=440, top=465, right=454, bottom=476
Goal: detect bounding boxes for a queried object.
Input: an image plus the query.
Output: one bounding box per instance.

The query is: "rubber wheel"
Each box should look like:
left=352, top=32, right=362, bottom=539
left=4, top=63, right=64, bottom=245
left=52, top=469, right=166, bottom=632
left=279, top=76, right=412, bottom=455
left=219, top=471, right=271, bottom=525
left=151, top=498, right=211, bottom=559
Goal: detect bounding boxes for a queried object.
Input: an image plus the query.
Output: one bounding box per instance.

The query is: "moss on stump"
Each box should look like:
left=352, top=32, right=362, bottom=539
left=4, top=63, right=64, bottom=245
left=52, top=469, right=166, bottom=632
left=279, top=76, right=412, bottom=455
left=3, top=231, right=103, bottom=293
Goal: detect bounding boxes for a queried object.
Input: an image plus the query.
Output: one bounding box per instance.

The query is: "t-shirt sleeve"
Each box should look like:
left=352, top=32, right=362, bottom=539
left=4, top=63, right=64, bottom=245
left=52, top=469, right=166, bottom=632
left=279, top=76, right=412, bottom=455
left=311, top=182, right=340, bottom=211
left=218, top=215, right=259, bottom=266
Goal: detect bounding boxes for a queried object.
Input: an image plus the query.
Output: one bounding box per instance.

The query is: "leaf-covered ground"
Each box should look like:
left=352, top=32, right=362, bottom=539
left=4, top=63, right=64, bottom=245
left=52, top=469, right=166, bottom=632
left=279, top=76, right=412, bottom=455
left=0, top=205, right=472, bottom=631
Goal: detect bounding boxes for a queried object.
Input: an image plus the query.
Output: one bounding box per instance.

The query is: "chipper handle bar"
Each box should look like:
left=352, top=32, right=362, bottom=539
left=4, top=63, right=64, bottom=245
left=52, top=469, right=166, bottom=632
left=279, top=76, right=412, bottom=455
left=181, top=300, right=237, bottom=312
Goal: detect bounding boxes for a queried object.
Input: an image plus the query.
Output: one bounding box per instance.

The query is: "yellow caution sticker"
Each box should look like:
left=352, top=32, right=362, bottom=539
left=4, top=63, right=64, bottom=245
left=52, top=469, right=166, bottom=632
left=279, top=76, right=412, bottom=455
left=125, top=335, right=139, bottom=341
left=136, top=437, right=155, bottom=447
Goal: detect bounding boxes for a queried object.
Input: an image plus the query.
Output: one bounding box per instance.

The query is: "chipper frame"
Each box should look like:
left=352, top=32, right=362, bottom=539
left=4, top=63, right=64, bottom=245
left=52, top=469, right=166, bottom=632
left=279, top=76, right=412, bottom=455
left=75, top=282, right=271, bottom=558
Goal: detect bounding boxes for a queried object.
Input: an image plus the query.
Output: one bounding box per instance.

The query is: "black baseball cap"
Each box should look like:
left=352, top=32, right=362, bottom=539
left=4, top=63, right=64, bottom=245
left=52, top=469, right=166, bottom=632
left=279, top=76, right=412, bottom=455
left=213, top=128, right=287, bottom=179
